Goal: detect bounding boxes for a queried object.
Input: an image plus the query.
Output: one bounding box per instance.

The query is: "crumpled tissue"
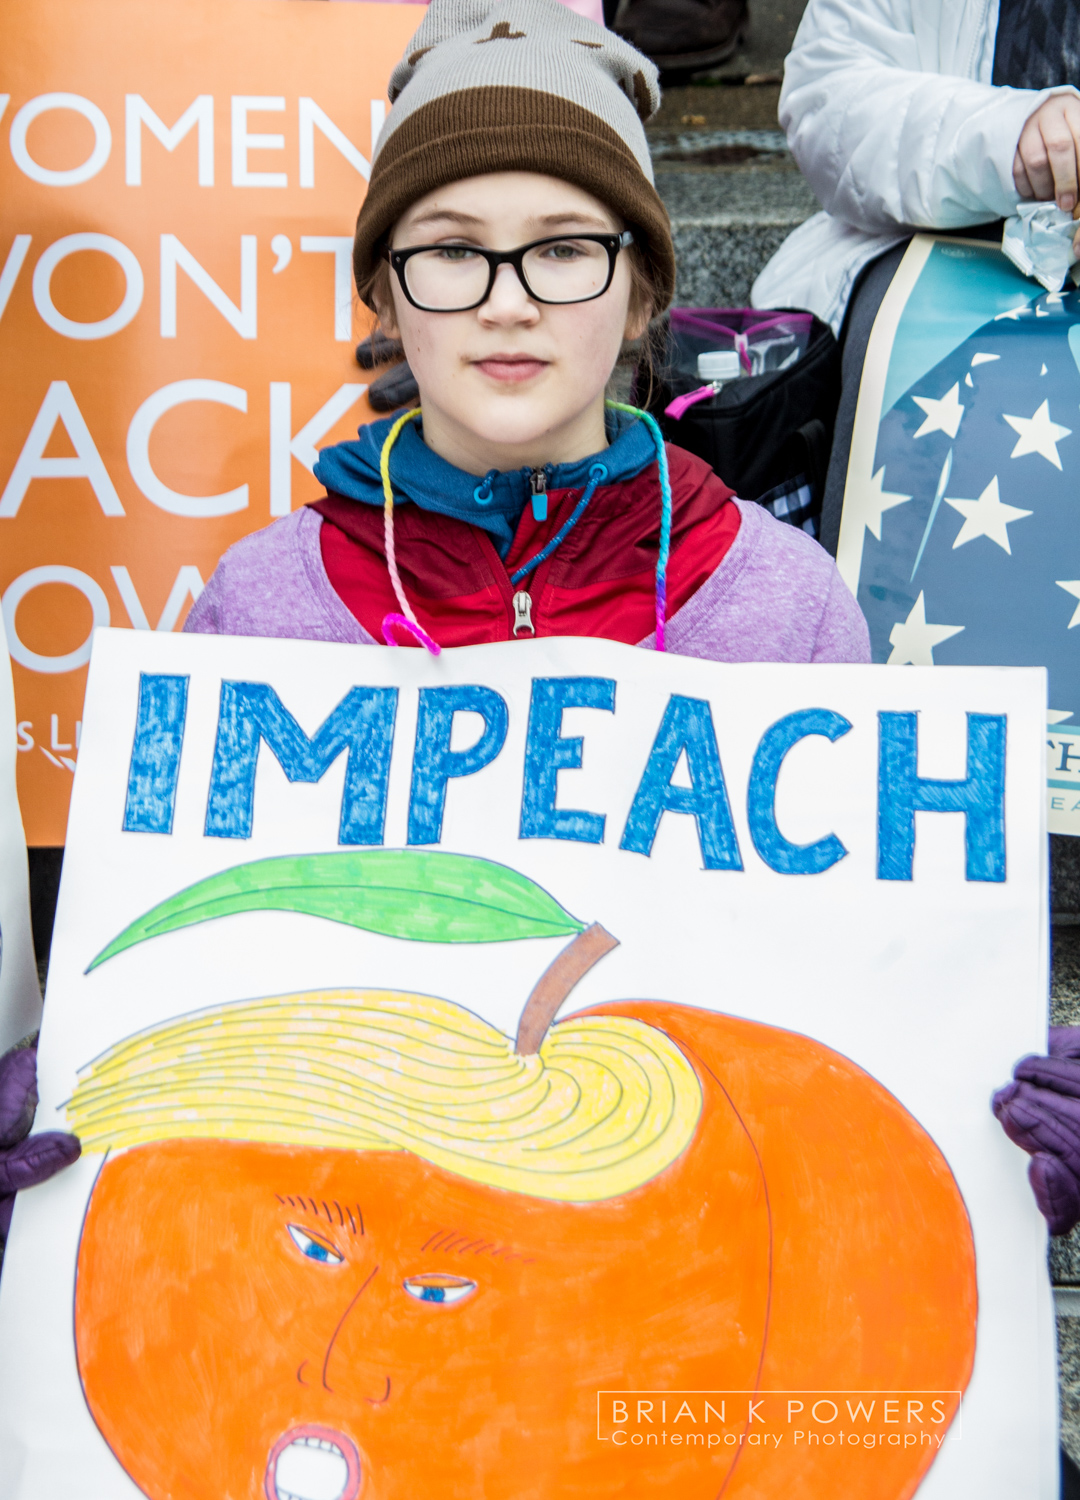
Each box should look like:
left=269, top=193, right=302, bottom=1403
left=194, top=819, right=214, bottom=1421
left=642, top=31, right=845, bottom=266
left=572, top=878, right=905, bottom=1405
left=1002, top=201, right=1080, bottom=293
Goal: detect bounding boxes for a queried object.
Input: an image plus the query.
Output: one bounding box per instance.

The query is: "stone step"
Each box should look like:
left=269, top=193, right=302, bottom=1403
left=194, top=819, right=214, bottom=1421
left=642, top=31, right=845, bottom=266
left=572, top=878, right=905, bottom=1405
left=647, top=125, right=819, bottom=308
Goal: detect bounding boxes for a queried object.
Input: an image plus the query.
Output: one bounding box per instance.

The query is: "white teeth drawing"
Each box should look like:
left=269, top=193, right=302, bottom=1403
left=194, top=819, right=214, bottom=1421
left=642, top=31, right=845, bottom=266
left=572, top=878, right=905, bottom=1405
left=272, top=1437, right=350, bottom=1500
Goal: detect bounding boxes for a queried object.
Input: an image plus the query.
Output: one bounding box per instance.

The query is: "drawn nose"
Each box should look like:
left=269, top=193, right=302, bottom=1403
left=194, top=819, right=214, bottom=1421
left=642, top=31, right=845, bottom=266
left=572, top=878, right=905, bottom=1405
left=321, top=1265, right=381, bottom=1394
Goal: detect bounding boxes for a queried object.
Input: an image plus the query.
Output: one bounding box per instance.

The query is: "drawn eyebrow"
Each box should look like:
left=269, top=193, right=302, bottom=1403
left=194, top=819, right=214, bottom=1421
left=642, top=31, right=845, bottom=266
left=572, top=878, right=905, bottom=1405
left=419, top=1227, right=535, bottom=1263
left=277, top=1196, right=364, bottom=1236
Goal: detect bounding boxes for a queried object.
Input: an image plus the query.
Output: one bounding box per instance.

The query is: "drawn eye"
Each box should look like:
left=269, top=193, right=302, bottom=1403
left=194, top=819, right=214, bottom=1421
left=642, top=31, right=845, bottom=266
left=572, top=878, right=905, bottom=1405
left=287, top=1224, right=343, bottom=1265
left=403, top=1273, right=476, bottom=1306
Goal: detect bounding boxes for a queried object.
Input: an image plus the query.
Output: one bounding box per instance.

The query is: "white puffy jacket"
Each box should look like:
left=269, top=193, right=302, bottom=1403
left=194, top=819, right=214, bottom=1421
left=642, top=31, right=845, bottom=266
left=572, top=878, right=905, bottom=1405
left=751, top=0, right=1078, bottom=330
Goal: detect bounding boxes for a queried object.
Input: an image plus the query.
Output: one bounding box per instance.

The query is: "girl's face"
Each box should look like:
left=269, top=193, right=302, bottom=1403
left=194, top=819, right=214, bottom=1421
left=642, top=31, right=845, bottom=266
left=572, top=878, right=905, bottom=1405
left=383, top=172, right=647, bottom=474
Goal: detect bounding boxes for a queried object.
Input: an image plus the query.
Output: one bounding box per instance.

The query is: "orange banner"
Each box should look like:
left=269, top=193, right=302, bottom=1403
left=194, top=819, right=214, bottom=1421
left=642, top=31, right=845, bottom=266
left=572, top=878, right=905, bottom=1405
left=0, top=0, right=417, bottom=842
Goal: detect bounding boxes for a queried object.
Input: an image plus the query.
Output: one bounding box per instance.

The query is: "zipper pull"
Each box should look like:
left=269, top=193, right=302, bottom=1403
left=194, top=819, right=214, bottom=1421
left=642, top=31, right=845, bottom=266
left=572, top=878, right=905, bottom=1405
left=529, top=468, right=548, bottom=522
left=512, top=589, right=535, bottom=637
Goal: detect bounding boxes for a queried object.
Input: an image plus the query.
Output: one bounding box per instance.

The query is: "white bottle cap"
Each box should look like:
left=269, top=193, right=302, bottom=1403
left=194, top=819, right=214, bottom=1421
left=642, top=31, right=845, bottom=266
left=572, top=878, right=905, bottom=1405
left=696, top=350, right=742, bottom=382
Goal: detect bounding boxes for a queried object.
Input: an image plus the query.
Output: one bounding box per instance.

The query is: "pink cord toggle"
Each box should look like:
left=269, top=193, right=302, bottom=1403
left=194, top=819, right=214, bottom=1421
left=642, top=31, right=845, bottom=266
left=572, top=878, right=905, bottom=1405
left=664, top=384, right=720, bottom=421
left=381, top=613, right=441, bottom=654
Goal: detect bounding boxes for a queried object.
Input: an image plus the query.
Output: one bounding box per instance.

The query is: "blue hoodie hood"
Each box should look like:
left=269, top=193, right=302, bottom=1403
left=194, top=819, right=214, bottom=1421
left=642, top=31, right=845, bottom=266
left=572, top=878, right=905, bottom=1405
left=312, top=409, right=658, bottom=558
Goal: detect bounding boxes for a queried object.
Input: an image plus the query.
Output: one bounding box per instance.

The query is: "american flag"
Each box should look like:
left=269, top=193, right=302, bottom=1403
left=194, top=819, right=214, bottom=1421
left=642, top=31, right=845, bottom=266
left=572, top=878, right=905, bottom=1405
left=855, top=284, right=1080, bottom=725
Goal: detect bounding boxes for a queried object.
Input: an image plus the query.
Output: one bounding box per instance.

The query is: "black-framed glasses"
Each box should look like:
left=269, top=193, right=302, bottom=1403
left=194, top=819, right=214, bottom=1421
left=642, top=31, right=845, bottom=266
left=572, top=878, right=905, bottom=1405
left=385, top=231, right=635, bottom=312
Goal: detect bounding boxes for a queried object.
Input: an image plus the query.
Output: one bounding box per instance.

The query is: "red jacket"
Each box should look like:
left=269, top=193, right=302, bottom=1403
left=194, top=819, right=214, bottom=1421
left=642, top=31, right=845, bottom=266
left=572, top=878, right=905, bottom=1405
left=313, top=445, right=740, bottom=648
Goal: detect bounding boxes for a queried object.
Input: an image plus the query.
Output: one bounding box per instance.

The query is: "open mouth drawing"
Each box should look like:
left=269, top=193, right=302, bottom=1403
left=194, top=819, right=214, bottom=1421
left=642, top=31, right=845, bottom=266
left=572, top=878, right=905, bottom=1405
left=264, top=1426, right=362, bottom=1500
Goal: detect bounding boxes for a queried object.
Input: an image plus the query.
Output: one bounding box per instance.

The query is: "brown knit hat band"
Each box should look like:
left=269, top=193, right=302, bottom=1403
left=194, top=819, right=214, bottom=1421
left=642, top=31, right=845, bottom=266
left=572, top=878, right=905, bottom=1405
left=353, top=87, right=675, bottom=313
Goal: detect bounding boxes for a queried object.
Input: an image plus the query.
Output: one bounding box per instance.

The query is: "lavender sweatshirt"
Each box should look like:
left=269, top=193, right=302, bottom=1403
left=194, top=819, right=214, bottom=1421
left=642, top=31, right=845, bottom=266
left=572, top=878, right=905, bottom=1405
left=184, top=500, right=870, bottom=663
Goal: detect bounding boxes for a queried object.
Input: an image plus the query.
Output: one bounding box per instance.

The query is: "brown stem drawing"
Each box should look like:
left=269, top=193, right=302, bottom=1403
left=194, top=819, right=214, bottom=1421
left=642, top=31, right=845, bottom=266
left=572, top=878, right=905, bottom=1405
left=514, top=923, right=620, bottom=1056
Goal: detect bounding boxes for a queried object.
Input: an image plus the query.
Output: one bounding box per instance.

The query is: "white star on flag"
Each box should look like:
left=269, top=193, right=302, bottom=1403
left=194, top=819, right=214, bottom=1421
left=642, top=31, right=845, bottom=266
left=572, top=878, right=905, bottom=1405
left=945, top=475, right=1032, bottom=553
left=1003, top=399, right=1072, bottom=469
left=887, top=592, right=965, bottom=665
left=912, top=384, right=965, bottom=439
left=861, top=466, right=912, bottom=540
left=1057, top=580, right=1080, bottom=629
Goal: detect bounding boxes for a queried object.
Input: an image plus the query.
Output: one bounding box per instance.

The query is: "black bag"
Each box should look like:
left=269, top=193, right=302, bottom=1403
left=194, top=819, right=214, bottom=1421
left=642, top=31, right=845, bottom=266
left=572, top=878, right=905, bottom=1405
left=633, top=307, right=841, bottom=528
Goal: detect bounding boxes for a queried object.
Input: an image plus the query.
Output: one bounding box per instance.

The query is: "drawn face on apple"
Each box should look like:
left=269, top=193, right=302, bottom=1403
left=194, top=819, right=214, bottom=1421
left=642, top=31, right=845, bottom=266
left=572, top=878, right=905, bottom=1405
left=72, top=852, right=977, bottom=1500
left=74, top=1038, right=772, bottom=1500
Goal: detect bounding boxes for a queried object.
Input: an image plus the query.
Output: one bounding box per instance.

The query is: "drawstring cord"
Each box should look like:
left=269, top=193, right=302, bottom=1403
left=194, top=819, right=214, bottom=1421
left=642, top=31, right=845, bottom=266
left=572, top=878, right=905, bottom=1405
left=376, top=401, right=671, bottom=653
left=606, top=400, right=672, bottom=650
left=509, top=462, right=607, bottom=587
left=379, top=408, right=440, bottom=653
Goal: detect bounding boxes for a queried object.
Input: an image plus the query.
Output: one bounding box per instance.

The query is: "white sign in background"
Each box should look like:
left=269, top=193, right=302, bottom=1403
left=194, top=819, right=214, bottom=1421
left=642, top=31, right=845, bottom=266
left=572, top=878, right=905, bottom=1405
left=0, top=608, right=40, bottom=1054
left=0, top=629, right=1056, bottom=1497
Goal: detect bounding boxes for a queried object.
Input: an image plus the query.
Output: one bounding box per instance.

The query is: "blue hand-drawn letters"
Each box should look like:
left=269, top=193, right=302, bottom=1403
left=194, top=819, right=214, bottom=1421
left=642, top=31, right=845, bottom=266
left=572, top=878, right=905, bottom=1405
left=121, top=673, right=1008, bottom=882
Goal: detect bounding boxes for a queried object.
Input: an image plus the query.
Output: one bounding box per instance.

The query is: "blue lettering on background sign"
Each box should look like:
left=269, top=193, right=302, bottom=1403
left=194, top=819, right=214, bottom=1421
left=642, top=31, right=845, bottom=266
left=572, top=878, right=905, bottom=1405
left=123, top=673, right=190, bottom=835
left=746, top=708, right=852, bottom=875
left=877, top=711, right=1006, bottom=882
left=407, top=685, right=509, bottom=846
left=204, top=682, right=398, bottom=844
left=519, top=677, right=616, bottom=844
left=620, top=694, right=743, bottom=870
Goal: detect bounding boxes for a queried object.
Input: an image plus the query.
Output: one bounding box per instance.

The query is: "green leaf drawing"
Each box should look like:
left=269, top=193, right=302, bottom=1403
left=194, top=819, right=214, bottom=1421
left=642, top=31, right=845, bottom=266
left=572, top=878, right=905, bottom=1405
left=87, top=850, right=585, bottom=971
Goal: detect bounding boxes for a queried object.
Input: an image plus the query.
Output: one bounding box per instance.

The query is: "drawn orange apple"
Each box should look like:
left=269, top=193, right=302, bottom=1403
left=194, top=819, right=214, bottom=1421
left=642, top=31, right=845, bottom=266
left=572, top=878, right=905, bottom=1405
left=71, top=853, right=978, bottom=1500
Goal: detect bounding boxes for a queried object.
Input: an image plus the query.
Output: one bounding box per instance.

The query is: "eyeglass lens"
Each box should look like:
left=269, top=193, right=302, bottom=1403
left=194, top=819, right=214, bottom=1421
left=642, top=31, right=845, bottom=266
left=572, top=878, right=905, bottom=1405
left=403, top=239, right=613, bottom=310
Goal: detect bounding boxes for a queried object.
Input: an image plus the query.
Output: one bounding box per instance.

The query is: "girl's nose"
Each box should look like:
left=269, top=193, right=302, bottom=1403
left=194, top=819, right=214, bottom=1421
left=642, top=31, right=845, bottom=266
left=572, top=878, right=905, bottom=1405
left=479, top=262, right=539, bottom=324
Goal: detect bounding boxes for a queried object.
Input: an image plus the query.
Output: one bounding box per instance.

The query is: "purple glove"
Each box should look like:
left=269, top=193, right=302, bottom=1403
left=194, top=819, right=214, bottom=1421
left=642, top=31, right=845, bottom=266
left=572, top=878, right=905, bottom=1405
left=0, top=1045, right=81, bottom=1241
left=993, top=1026, right=1080, bottom=1236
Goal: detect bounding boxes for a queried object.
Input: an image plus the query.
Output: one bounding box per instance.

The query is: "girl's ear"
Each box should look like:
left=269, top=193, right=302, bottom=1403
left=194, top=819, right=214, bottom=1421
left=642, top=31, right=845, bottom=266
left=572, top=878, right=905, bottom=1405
left=367, top=257, right=400, bottom=339
left=377, top=301, right=401, bottom=340
left=624, top=300, right=653, bottom=344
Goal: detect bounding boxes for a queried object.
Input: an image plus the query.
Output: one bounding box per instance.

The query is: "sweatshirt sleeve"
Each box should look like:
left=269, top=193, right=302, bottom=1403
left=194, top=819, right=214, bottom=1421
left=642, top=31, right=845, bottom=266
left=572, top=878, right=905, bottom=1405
left=781, top=0, right=1079, bottom=234
left=182, top=567, right=227, bottom=634
left=811, top=566, right=871, bottom=663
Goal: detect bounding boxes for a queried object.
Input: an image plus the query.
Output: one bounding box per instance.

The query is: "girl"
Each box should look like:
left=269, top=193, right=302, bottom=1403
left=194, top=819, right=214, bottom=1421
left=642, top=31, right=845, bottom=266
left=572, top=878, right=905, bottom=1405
left=184, top=0, right=869, bottom=663
left=3, top=0, right=1077, bottom=1395
left=177, top=0, right=1080, bottom=1248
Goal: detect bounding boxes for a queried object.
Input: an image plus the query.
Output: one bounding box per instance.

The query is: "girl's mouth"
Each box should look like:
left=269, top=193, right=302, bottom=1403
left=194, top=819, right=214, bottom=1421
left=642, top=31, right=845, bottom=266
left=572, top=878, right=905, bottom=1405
left=265, top=1426, right=362, bottom=1500
left=472, top=356, right=548, bottom=383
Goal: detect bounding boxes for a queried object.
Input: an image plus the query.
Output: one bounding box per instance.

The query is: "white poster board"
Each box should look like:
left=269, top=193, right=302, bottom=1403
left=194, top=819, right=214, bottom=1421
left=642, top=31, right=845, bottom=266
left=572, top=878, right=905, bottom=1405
left=0, top=629, right=1055, bottom=1499
left=0, top=610, right=40, bottom=1055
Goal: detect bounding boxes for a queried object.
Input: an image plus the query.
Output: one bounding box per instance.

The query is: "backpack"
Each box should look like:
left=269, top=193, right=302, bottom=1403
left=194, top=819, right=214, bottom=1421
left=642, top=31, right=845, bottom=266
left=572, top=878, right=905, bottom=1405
left=633, top=307, right=842, bottom=533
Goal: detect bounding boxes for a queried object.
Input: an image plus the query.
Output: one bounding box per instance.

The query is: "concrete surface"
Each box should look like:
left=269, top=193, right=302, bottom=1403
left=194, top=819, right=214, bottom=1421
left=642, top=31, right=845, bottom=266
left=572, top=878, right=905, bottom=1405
left=647, top=0, right=819, bottom=309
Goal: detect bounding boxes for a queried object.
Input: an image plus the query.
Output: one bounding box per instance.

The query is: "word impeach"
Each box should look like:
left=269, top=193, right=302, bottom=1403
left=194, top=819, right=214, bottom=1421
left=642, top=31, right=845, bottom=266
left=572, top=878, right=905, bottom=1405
left=123, top=674, right=1008, bottom=882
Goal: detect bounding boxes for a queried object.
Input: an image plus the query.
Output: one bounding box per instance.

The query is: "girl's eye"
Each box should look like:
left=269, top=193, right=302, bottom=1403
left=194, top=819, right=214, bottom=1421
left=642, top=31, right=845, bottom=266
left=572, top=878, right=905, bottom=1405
left=436, top=246, right=478, bottom=262
left=287, top=1224, right=343, bottom=1265
left=403, top=1273, right=477, bottom=1306
left=542, top=241, right=586, bottom=260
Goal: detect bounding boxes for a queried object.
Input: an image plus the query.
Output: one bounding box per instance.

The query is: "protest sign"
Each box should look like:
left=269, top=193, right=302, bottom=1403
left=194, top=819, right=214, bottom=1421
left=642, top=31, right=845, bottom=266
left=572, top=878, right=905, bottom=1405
left=0, top=0, right=417, bottom=844
left=0, top=629, right=1055, bottom=1498
left=836, top=233, right=1080, bottom=836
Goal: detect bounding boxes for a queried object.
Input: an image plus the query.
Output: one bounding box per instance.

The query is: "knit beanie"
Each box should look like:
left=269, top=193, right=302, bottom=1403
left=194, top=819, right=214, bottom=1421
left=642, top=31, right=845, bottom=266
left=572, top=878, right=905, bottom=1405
left=353, top=0, right=675, bottom=312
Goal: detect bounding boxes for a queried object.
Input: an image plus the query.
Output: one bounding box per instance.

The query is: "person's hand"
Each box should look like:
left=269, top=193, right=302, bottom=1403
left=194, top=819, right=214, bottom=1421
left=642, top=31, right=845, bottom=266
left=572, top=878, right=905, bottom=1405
left=993, top=1027, right=1080, bottom=1236
left=0, top=1044, right=81, bottom=1241
left=1014, top=95, right=1080, bottom=253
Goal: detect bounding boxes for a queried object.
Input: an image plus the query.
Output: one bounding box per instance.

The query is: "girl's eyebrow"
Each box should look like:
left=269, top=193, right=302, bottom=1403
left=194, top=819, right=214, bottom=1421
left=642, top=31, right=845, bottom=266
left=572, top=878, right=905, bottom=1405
left=531, top=212, right=614, bottom=230
left=405, top=210, right=615, bottom=234
left=407, top=208, right=485, bottom=229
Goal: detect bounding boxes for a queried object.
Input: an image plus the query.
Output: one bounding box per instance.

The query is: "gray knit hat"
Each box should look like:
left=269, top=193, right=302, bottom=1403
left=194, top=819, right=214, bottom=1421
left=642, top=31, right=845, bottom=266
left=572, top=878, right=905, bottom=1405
left=353, top=0, right=674, bottom=311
